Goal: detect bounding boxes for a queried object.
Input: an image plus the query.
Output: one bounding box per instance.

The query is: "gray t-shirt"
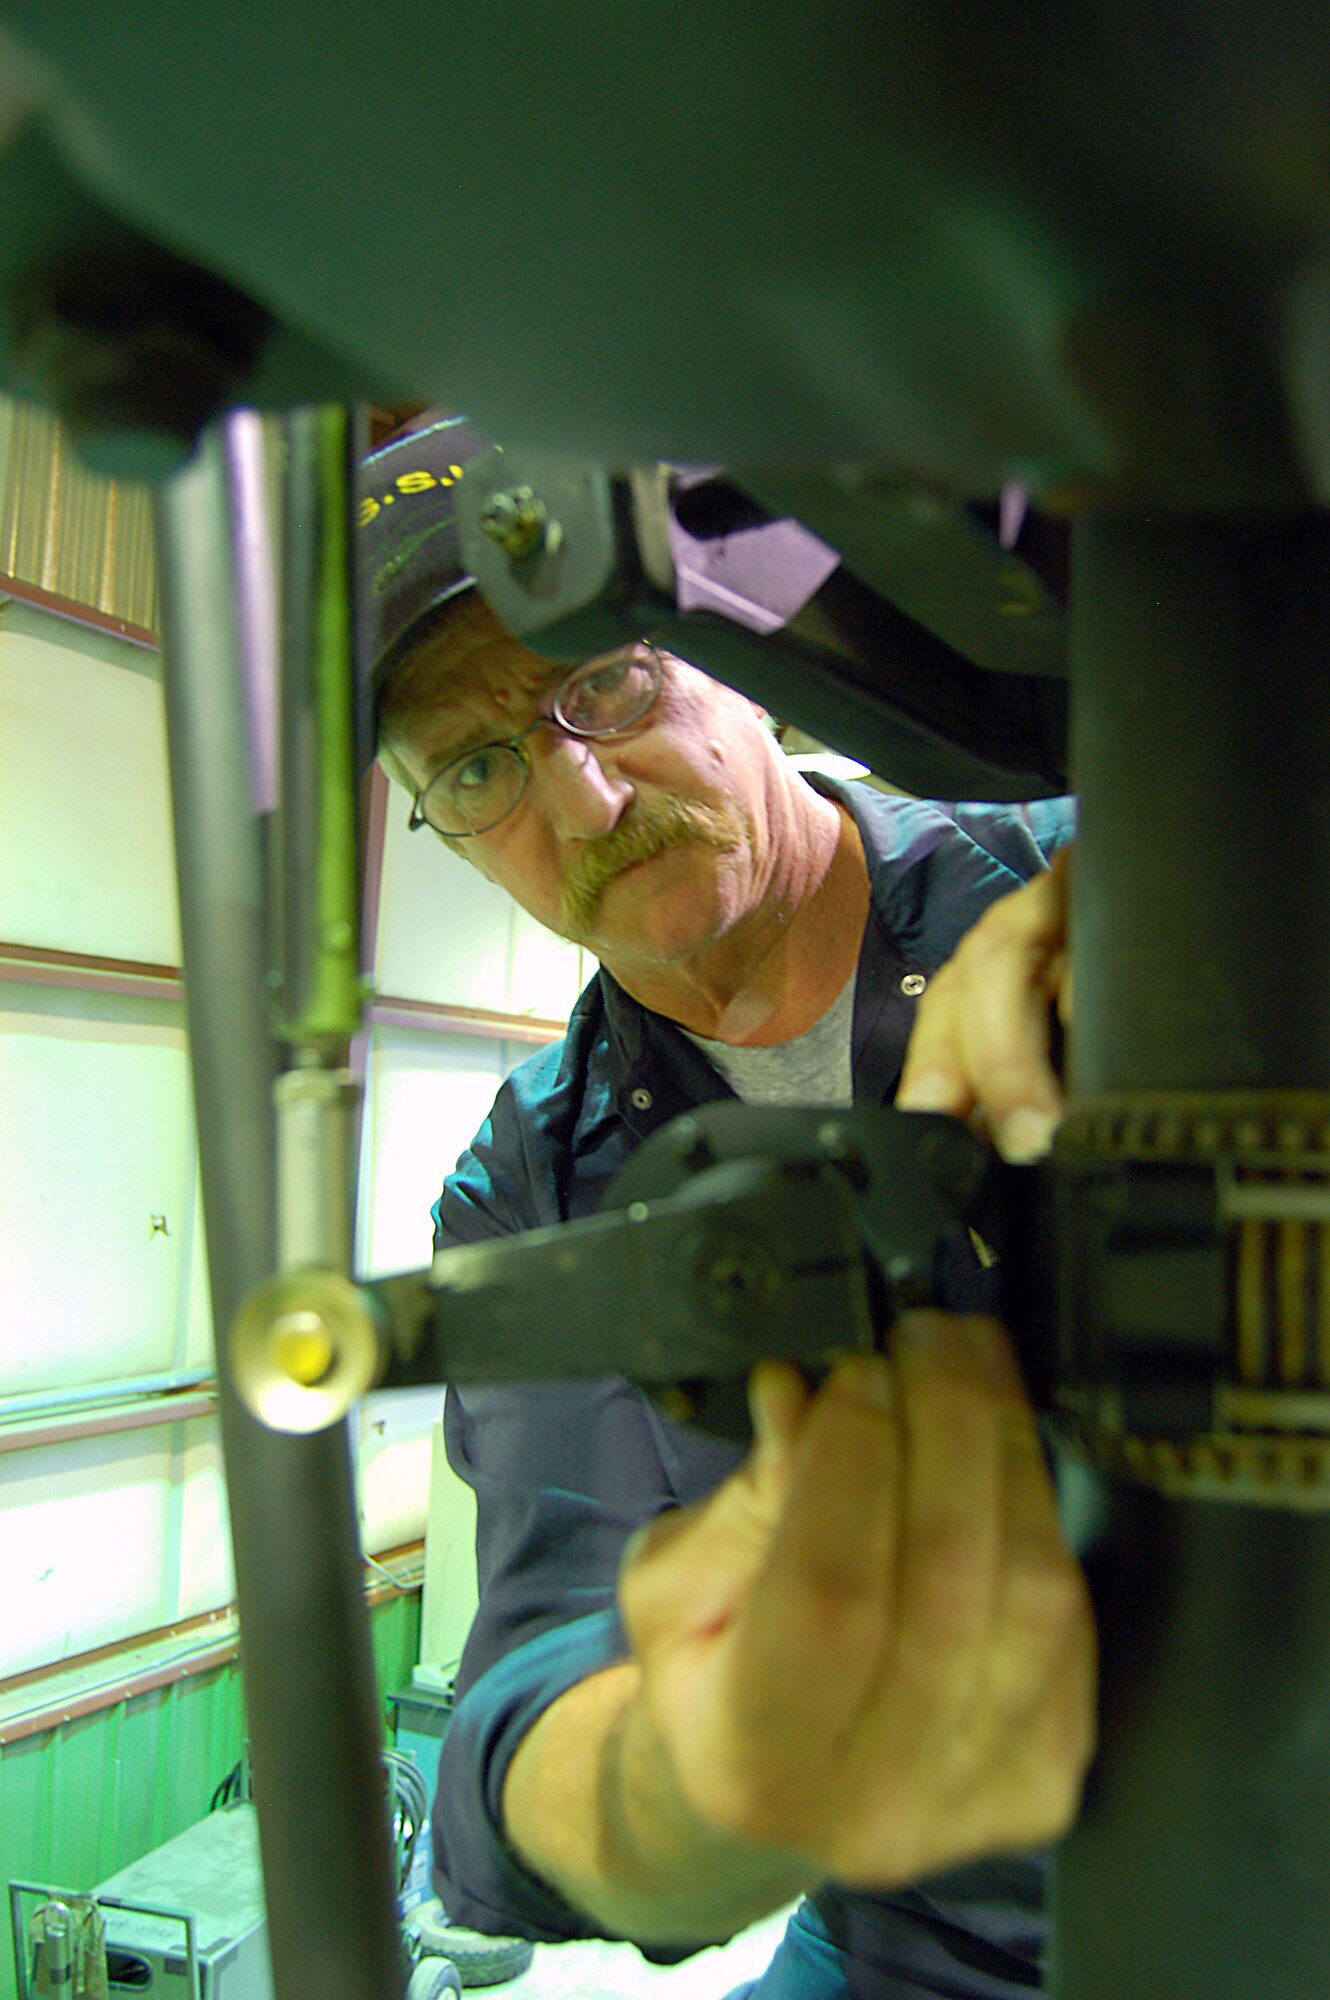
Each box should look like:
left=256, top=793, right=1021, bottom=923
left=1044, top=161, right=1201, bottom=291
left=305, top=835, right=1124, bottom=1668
left=680, top=970, right=855, bottom=1108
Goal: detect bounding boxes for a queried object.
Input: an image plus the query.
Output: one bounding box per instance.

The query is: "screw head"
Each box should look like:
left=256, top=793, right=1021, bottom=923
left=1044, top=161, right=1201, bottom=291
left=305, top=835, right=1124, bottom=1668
left=817, top=1120, right=869, bottom=1190
left=668, top=1115, right=713, bottom=1172
left=694, top=1238, right=782, bottom=1319
left=479, top=484, right=548, bottom=561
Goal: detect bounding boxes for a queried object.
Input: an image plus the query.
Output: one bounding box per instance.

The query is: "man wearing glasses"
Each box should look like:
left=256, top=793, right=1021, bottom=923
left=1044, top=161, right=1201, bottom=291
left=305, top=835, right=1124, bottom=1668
left=360, top=415, right=1089, bottom=2000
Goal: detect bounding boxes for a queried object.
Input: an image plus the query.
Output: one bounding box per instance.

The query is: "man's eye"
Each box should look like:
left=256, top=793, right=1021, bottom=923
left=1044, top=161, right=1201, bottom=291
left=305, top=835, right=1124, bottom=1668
left=448, top=749, right=502, bottom=794
left=583, top=662, right=627, bottom=698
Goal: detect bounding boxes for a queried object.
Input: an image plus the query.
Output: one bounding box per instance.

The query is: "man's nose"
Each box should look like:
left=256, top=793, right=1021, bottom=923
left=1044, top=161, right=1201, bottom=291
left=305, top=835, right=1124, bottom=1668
left=527, top=727, right=633, bottom=837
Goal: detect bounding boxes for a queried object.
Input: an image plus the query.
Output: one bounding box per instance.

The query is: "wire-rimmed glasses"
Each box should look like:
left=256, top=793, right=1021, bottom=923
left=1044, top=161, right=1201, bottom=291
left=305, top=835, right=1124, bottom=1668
left=407, top=640, right=664, bottom=838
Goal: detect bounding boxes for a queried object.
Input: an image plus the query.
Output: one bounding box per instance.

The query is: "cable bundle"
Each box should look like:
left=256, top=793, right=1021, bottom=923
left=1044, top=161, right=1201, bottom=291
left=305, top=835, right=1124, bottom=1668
left=383, top=1747, right=432, bottom=1893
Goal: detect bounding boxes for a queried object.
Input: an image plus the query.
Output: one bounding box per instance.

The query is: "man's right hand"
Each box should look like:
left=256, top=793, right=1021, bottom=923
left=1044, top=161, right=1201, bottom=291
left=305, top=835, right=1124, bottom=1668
left=620, top=1314, right=1095, bottom=1892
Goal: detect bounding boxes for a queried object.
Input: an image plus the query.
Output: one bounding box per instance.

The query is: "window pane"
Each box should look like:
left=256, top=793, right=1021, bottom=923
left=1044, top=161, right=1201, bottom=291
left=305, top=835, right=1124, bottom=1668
left=356, top=1025, right=512, bottom=1279
left=359, top=1385, right=442, bottom=1555
left=0, top=601, right=179, bottom=963
left=176, top=1419, right=233, bottom=1620
left=0, top=989, right=201, bottom=1397
left=0, top=1417, right=226, bottom=1678
left=374, top=802, right=584, bottom=1016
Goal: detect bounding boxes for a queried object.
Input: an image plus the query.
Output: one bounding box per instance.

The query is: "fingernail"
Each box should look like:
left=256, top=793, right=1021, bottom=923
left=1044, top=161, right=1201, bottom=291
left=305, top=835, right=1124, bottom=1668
left=895, top=1311, right=1016, bottom=1385
left=830, top=1351, right=896, bottom=1410
left=748, top=1366, right=781, bottom=1449
left=996, top=1106, right=1059, bottom=1163
left=893, top=1309, right=964, bottom=1360
left=897, top=1072, right=960, bottom=1113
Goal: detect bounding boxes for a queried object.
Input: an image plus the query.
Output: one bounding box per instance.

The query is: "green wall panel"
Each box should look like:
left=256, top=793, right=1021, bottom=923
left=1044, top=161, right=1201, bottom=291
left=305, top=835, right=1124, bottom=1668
left=0, top=1590, right=421, bottom=2000
left=367, top=1587, right=424, bottom=1709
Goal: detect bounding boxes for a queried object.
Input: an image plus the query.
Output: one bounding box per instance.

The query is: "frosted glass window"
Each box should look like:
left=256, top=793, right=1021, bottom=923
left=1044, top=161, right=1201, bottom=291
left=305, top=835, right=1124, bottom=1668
left=358, top=1385, right=443, bottom=1555
left=180, top=1174, right=217, bottom=1377
left=175, top=1423, right=233, bottom=1621
left=508, top=905, right=592, bottom=1023
left=373, top=798, right=588, bottom=1018
left=0, top=1417, right=225, bottom=1679
left=0, top=600, right=180, bottom=963
left=0, top=986, right=204, bottom=1397
left=355, top=1025, right=517, bottom=1279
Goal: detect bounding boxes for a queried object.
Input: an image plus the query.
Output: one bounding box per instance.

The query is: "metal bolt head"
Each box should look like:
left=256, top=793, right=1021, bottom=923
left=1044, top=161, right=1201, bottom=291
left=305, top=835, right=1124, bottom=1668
left=817, top=1120, right=869, bottom=1190
left=668, top=1115, right=713, bottom=1173
left=694, top=1238, right=782, bottom=1318
left=479, top=484, right=548, bottom=562
left=886, top=1253, right=929, bottom=1309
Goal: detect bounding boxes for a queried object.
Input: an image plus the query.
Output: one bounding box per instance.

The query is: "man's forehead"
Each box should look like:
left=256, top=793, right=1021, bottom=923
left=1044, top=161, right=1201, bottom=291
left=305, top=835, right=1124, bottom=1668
left=405, top=597, right=557, bottom=717
left=381, top=600, right=564, bottom=781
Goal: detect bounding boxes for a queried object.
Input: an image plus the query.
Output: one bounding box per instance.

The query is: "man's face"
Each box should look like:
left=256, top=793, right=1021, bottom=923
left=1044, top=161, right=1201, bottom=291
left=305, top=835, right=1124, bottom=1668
left=382, top=597, right=786, bottom=972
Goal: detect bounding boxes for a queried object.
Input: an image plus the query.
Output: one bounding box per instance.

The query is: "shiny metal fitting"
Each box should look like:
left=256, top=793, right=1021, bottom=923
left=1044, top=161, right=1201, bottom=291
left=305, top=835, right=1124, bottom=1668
left=478, top=484, right=548, bottom=561
left=230, top=1267, right=384, bottom=1433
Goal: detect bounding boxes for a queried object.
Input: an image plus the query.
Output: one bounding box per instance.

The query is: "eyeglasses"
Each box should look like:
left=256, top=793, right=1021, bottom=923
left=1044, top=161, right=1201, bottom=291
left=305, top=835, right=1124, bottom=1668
left=407, top=640, right=665, bottom=838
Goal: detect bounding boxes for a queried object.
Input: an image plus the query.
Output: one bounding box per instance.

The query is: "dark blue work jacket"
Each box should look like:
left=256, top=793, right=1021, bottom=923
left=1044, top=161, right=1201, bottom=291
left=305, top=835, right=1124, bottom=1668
left=428, top=781, right=1075, bottom=1999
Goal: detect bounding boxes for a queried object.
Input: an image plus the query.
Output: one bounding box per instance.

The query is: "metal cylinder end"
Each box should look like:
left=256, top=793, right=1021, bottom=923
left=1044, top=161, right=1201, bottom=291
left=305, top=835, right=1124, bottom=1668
left=230, top=1268, right=384, bottom=1432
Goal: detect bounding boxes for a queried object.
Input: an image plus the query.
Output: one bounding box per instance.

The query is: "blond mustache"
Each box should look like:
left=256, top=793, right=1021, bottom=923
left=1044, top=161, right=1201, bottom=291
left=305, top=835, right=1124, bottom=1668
left=561, top=797, right=747, bottom=935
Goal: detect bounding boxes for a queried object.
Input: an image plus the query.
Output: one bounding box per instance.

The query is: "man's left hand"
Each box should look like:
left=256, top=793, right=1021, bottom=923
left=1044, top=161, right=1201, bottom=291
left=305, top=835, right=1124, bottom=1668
left=896, top=846, right=1072, bottom=1161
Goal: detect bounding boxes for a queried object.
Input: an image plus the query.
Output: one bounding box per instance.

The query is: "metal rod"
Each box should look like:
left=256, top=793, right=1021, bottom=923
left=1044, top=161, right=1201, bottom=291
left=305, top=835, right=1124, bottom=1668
left=0, top=937, right=564, bottom=1040
left=1051, top=513, right=1330, bottom=2000
left=0, top=1370, right=212, bottom=1421
left=0, top=1390, right=216, bottom=1454
left=153, top=417, right=404, bottom=2000
left=274, top=405, right=364, bottom=1052
left=0, top=941, right=177, bottom=981
left=368, top=995, right=565, bottom=1044
left=224, top=410, right=280, bottom=815
left=1052, top=1479, right=1330, bottom=2000
left=0, top=572, right=157, bottom=649
left=1071, top=512, right=1330, bottom=1094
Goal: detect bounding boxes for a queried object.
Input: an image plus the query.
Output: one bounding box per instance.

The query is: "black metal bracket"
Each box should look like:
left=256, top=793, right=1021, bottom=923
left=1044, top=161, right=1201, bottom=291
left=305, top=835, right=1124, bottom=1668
left=370, top=1105, right=1006, bottom=1438
left=453, top=447, right=1068, bottom=799
left=368, top=1103, right=1248, bottom=1452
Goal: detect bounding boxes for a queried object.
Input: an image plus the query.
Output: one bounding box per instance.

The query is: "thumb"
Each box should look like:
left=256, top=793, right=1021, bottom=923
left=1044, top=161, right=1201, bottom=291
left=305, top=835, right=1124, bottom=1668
left=621, top=1363, right=812, bottom=1646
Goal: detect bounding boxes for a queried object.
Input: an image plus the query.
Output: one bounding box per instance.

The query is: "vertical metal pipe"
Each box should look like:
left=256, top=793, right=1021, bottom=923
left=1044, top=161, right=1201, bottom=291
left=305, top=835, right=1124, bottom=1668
left=1053, top=1474, right=1330, bottom=2000
left=154, top=421, right=404, bottom=2000
left=273, top=405, right=365, bottom=1054
left=1051, top=513, right=1330, bottom=2000
left=1071, top=512, right=1330, bottom=1094
left=224, top=411, right=280, bottom=816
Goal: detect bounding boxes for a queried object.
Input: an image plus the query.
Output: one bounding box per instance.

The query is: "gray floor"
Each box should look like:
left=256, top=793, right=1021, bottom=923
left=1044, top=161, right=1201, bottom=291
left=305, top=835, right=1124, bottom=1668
left=489, top=1906, right=794, bottom=2000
